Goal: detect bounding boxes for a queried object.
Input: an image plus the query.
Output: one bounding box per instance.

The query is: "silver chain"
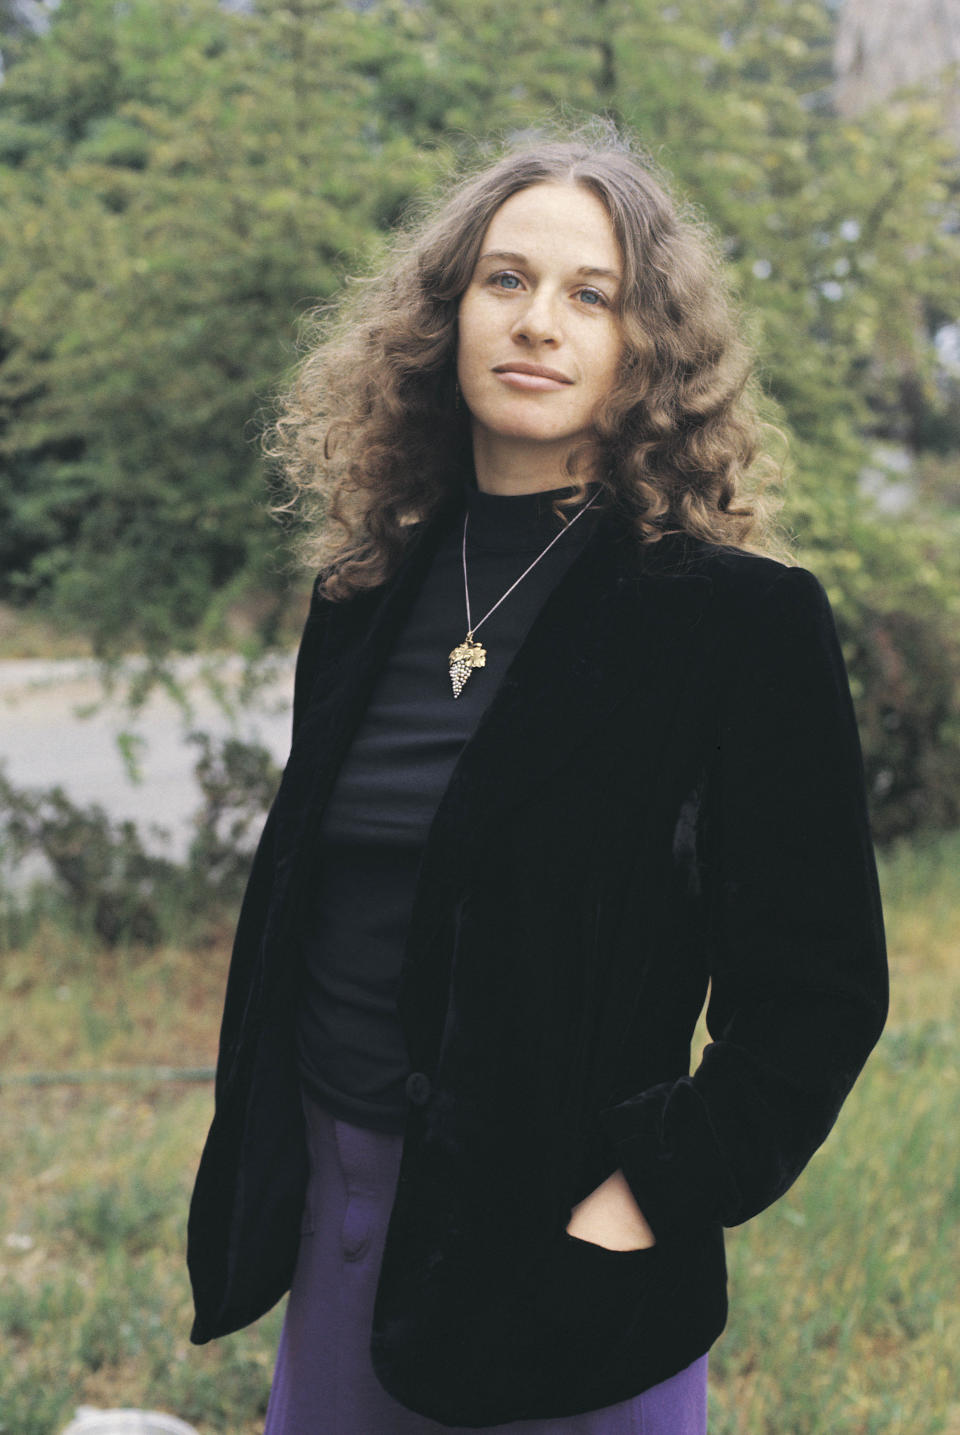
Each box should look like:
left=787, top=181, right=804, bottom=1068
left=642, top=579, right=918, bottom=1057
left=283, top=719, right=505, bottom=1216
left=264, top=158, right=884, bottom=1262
left=461, top=489, right=602, bottom=638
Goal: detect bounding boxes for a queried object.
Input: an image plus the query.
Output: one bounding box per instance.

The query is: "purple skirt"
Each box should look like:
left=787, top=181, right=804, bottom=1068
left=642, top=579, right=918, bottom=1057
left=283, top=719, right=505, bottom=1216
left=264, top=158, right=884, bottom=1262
left=263, top=1094, right=708, bottom=1434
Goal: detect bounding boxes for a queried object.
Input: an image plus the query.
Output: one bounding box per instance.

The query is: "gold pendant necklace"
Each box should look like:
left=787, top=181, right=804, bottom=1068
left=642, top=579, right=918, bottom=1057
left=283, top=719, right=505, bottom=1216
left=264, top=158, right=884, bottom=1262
left=449, top=633, right=487, bottom=698
left=448, top=489, right=601, bottom=698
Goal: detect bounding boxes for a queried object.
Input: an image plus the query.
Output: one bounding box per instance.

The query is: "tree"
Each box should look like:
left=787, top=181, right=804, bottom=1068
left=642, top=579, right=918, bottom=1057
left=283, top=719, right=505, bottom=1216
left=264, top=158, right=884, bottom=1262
left=0, top=0, right=957, bottom=837
left=0, top=0, right=439, bottom=654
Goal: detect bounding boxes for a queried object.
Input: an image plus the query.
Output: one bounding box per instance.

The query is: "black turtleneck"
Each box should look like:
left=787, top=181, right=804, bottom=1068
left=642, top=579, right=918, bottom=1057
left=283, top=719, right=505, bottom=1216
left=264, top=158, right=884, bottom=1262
left=297, top=480, right=603, bottom=1131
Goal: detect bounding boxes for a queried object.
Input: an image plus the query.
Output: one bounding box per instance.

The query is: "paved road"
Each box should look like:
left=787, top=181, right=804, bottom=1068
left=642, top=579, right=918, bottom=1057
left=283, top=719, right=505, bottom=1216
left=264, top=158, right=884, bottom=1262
left=0, top=654, right=296, bottom=860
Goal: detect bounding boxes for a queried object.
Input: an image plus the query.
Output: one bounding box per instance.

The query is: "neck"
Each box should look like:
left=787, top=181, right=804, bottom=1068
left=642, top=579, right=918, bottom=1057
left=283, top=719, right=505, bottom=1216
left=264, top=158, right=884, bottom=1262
left=471, top=431, right=598, bottom=495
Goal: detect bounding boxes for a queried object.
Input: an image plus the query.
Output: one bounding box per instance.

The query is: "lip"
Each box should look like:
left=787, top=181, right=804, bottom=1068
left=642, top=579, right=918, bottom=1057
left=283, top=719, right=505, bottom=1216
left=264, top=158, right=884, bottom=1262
left=492, top=362, right=573, bottom=391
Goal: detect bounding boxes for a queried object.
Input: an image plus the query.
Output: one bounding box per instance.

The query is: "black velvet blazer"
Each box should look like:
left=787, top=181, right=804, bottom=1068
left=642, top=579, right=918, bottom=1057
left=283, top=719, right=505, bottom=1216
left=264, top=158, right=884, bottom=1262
left=187, top=508, right=888, bottom=1427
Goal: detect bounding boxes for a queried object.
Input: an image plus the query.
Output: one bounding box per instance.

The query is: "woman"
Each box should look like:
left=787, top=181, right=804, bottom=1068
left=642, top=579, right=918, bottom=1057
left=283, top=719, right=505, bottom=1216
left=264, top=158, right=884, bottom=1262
left=187, top=129, right=888, bottom=1434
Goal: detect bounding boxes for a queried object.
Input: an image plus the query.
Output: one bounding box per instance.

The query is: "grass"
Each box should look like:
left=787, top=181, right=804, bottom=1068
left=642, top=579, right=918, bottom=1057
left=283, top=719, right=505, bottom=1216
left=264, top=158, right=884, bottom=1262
left=0, top=932, right=281, bottom=1435
left=1, top=832, right=959, bottom=1433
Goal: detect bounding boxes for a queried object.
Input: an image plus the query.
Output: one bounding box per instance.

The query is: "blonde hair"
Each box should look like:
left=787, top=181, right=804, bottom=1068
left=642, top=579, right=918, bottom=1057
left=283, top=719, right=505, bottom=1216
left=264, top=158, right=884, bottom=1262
left=267, top=123, right=789, bottom=598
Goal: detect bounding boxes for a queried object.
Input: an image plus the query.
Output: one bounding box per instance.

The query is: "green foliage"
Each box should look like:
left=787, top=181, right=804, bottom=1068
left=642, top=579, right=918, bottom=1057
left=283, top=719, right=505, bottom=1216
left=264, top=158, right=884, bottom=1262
left=0, top=0, right=958, bottom=838
left=0, top=733, right=282, bottom=946
left=0, top=766, right=183, bottom=945
left=0, top=0, right=439, bottom=655
left=185, top=728, right=283, bottom=906
left=788, top=474, right=960, bottom=841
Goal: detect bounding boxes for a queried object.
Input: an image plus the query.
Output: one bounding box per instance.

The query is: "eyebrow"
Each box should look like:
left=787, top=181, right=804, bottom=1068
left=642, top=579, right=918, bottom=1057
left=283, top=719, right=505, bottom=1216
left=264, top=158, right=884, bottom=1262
left=477, top=250, right=622, bottom=284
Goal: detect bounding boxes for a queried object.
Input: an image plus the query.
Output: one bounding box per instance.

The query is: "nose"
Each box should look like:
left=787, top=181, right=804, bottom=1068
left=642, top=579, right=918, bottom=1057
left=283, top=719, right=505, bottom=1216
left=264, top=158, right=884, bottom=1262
left=510, top=288, right=561, bottom=346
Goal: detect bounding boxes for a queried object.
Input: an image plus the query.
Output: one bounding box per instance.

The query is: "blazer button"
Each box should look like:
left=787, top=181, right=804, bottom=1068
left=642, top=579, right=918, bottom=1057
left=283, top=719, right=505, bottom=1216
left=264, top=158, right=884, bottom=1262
left=405, top=1071, right=432, bottom=1106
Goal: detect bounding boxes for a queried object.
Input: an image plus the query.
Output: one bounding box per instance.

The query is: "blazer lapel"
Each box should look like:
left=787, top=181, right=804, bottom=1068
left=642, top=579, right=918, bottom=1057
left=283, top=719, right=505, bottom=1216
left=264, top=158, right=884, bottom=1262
left=271, top=515, right=450, bottom=876
left=396, top=519, right=712, bottom=1068
left=416, top=519, right=710, bottom=883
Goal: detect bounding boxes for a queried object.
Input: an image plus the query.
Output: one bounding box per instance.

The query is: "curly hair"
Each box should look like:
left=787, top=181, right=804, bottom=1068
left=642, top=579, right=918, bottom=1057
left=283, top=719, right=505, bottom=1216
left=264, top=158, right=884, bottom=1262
left=266, top=123, right=790, bottom=599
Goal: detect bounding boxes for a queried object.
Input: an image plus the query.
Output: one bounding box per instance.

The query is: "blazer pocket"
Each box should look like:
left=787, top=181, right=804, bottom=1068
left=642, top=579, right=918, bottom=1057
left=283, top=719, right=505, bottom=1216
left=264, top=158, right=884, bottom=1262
left=561, top=1229, right=659, bottom=1258
left=511, top=1226, right=669, bottom=1374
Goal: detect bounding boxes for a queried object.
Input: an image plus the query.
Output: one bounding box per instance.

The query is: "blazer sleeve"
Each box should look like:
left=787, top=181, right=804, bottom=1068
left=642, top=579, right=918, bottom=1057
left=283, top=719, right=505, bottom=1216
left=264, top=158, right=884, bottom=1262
left=598, top=564, right=889, bottom=1238
left=292, top=575, right=335, bottom=741
left=210, top=575, right=331, bottom=1102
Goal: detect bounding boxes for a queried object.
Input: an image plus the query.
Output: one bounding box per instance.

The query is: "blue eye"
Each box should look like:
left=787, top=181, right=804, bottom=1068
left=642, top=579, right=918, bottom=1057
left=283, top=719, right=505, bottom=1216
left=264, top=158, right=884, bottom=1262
left=493, top=273, right=522, bottom=290
left=577, top=288, right=606, bottom=307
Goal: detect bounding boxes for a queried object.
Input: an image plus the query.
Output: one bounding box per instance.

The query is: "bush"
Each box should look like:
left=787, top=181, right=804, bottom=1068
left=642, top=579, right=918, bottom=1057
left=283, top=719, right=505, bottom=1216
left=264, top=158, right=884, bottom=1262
left=0, top=769, right=182, bottom=945
left=0, top=732, right=281, bottom=948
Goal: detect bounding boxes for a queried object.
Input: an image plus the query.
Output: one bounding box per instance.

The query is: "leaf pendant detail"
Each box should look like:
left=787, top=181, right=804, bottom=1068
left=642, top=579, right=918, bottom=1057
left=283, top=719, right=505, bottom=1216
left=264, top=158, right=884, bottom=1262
left=448, top=635, right=487, bottom=698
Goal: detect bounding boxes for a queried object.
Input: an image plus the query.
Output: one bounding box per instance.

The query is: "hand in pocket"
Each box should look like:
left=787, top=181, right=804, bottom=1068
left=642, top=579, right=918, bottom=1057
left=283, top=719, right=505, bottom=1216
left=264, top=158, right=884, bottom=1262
left=565, top=1168, right=656, bottom=1251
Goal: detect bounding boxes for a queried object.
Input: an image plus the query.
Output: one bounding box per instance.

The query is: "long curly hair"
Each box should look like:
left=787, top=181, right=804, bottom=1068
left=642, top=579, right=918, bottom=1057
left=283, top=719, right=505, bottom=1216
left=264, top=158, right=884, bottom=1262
left=266, top=124, right=790, bottom=599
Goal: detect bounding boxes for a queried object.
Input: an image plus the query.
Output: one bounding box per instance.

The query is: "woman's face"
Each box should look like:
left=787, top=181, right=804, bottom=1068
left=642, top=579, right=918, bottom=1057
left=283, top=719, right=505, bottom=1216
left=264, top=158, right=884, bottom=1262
left=456, top=182, right=624, bottom=473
